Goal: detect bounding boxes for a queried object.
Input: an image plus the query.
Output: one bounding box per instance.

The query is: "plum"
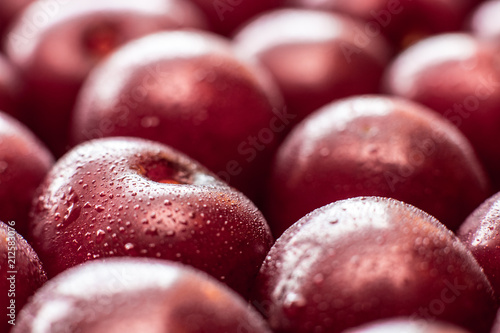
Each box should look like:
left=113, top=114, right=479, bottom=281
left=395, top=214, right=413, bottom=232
left=29, top=137, right=273, bottom=297
left=71, top=30, right=284, bottom=202
left=4, top=0, right=206, bottom=155
left=266, top=95, right=489, bottom=236
left=0, top=221, right=47, bottom=333
left=13, top=258, right=272, bottom=333
left=233, top=9, right=391, bottom=126
left=458, top=191, right=500, bottom=296
left=254, top=197, right=497, bottom=333
left=384, top=33, right=500, bottom=190
left=0, top=111, right=54, bottom=236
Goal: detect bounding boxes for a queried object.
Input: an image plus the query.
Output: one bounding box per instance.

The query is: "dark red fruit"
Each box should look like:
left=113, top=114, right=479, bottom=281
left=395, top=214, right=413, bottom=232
left=254, top=197, right=497, bottom=333
left=0, top=54, right=21, bottom=119
left=233, top=9, right=391, bottom=126
left=1, top=221, right=47, bottom=333
left=71, top=30, right=284, bottom=202
left=13, top=258, right=272, bottom=333
left=458, top=191, right=500, bottom=296
left=384, top=33, right=500, bottom=190
left=285, top=0, right=475, bottom=49
left=4, top=0, right=206, bottom=156
left=187, top=0, right=283, bottom=35
left=0, top=112, right=54, bottom=237
left=343, top=318, right=471, bottom=333
left=29, top=137, right=273, bottom=297
left=267, top=95, right=489, bottom=236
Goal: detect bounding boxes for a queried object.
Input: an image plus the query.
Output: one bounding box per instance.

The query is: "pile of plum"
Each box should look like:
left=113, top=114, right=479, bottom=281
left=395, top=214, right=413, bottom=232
left=2, top=0, right=500, bottom=332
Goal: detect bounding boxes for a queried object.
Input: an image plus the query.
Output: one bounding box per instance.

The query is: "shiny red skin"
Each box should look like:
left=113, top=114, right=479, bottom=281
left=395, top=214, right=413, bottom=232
left=384, top=33, right=500, bottom=190
left=13, top=258, right=272, bottom=333
left=4, top=0, right=206, bottom=156
left=343, top=318, right=471, bottom=333
left=0, top=54, right=21, bottom=119
left=267, top=95, right=490, bottom=236
left=0, top=221, right=47, bottom=333
left=285, top=0, right=475, bottom=49
left=458, top=191, right=500, bottom=297
left=254, top=197, right=497, bottom=333
left=233, top=9, right=391, bottom=126
left=0, top=112, right=54, bottom=237
left=470, top=0, right=500, bottom=39
left=71, top=30, right=283, bottom=202
left=29, top=137, right=273, bottom=297
left=187, top=0, right=283, bottom=35
left=0, top=0, right=34, bottom=41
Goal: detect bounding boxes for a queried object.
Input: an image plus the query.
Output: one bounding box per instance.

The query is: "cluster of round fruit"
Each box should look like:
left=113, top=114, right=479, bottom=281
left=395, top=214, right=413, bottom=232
left=1, top=0, right=500, bottom=332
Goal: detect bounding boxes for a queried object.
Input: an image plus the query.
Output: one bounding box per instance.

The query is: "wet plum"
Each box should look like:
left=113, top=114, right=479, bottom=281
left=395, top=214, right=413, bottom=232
left=384, top=33, right=500, bottom=190
left=254, top=197, right=497, bottom=333
left=0, top=221, right=47, bottom=333
left=267, top=95, right=490, bottom=236
left=71, top=30, right=284, bottom=202
left=458, top=191, right=500, bottom=296
left=29, top=137, right=273, bottom=297
left=4, top=0, right=206, bottom=155
left=13, top=258, right=272, bottom=333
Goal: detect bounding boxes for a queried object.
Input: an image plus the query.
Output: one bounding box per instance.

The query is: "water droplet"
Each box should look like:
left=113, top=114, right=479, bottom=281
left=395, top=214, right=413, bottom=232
left=283, top=293, right=306, bottom=316
left=124, top=243, right=135, bottom=251
left=163, top=199, right=171, bottom=206
left=96, top=229, right=105, bottom=243
left=95, top=205, right=105, bottom=212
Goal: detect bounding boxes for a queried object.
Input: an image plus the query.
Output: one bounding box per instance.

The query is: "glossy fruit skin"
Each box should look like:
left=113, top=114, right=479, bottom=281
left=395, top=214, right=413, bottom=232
left=187, top=0, right=283, bottom=35
left=29, top=137, right=273, bottom=297
left=458, top=191, right=500, bottom=297
left=253, top=197, right=497, bottom=333
left=4, top=0, right=206, bottom=156
left=233, top=9, right=391, bottom=126
left=0, top=221, right=47, bottom=333
left=384, top=33, right=500, bottom=190
left=343, top=318, right=471, bottom=333
left=470, top=0, right=500, bottom=39
left=71, top=30, right=283, bottom=202
left=285, top=0, right=474, bottom=49
left=0, top=54, right=21, bottom=119
left=267, top=95, right=490, bottom=236
left=0, top=112, right=54, bottom=237
left=13, top=258, right=272, bottom=333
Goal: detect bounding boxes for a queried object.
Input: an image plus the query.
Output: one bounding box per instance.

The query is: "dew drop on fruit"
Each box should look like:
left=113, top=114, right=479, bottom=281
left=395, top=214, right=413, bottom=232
left=95, top=205, right=105, bottom=212
left=96, top=229, right=105, bottom=243
left=283, top=292, right=307, bottom=316
left=124, top=243, right=135, bottom=251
